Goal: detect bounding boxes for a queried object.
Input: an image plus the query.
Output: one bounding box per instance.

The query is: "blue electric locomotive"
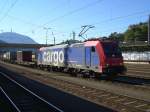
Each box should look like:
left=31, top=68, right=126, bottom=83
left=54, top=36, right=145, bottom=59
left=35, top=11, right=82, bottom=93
left=37, top=39, right=125, bottom=77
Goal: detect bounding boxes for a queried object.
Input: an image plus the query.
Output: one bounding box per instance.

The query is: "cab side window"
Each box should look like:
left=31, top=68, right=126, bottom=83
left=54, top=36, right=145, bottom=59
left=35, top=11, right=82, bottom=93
left=91, top=46, right=95, bottom=52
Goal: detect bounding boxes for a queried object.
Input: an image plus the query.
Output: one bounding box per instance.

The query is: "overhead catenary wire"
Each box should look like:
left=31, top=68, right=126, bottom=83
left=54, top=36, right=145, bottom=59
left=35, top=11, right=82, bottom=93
left=5, top=0, right=72, bottom=33
left=43, top=10, right=149, bottom=37
left=1, top=0, right=149, bottom=43
left=12, top=1, right=148, bottom=36
left=64, top=13, right=149, bottom=40
left=71, top=10, right=150, bottom=31
left=93, top=13, right=149, bottom=33
left=7, top=14, right=43, bottom=28
left=0, top=0, right=19, bottom=23
left=92, top=10, right=150, bottom=26
left=0, top=0, right=9, bottom=14
left=72, top=13, right=150, bottom=40
left=42, top=0, right=104, bottom=26
left=7, top=8, right=149, bottom=38
left=27, top=0, right=104, bottom=32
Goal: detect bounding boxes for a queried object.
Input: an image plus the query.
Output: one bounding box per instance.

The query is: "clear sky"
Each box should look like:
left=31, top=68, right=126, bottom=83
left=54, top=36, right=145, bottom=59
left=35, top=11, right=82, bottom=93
left=0, top=0, right=150, bottom=44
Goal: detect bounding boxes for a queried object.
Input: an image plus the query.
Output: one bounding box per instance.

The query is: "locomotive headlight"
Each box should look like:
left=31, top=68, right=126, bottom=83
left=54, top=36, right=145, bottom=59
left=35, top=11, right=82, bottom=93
left=106, top=63, right=109, bottom=67
left=119, top=63, right=123, bottom=65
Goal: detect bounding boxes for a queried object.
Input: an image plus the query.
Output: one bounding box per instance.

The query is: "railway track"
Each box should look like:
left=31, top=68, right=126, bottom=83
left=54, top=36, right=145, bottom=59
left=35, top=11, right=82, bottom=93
left=114, top=75, right=150, bottom=85
left=124, top=63, right=150, bottom=79
left=125, top=64, right=150, bottom=72
left=1, top=61, right=150, bottom=96
left=1, top=61, right=150, bottom=95
left=126, top=68, right=150, bottom=74
left=30, top=64, right=150, bottom=86
left=0, top=61, right=150, bottom=111
left=127, top=67, right=150, bottom=71
left=0, top=88, right=18, bottom=112
left=1, top=60, right=150, bottom=85
left=0, top=72, right=63, bottom=112
left=125, top=63, right=150, bottom=68
left=22, top=74, right=150, bottom=112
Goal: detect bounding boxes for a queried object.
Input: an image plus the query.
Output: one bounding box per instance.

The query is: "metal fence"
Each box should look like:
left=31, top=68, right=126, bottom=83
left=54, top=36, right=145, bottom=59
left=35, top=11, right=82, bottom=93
left=120, top=41, right=149, bottom=46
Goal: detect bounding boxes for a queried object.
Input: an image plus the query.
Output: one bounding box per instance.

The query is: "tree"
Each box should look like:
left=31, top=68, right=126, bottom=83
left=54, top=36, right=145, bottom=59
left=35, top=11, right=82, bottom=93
left=124, top=22, right=148, bottom=42
left=59, top=39, right=82, bottom=44
left=109, top=32, right=124, bottom=41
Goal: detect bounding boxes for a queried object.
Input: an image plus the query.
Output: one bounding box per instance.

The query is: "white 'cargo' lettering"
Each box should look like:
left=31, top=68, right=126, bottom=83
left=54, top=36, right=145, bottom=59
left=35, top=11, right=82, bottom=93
left=59, top=51, right=64, bottom=63
left=43, top=50, right=64, bottom=65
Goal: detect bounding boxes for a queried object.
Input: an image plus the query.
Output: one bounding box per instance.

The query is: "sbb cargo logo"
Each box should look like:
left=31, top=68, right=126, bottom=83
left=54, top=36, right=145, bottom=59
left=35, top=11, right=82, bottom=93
left=43, top=50, right=64, bottom=65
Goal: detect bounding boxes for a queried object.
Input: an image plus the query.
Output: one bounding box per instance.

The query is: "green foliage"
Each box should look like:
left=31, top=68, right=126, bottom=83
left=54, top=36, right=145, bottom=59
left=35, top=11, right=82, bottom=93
left=124, top=22, right=148, bottom=42
left=108, top=22, right=148, bottom=42
left=109, top=32, right=124, bottom=41
left=60, top=39, right=82, bottom=44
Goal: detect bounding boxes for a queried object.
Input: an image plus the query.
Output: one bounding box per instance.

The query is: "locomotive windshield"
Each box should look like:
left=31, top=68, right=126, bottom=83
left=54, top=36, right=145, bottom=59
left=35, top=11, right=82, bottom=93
left=102, top=42, right=122, bottom=57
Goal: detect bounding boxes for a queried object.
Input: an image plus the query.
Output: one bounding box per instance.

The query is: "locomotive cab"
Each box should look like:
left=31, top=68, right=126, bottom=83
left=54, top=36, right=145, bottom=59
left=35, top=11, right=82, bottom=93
left=100, top=41, right=126, bottom=74
left=84, top=39, right=126, bottom=75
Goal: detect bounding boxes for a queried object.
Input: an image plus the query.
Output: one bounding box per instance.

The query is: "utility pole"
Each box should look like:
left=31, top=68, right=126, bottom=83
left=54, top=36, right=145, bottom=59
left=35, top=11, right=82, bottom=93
left=11, top=28, right=13, bottom=32
left=78, top=25, right=95, bottom=40
left=0, top=29, right=3, bottom=33
left=43, top=27, right=51, bottom=45
left=148, top=15, right=150, bottom=44
left=52, top=31, right=56, bottom=45
left=72, top=31, right=75, bottom=40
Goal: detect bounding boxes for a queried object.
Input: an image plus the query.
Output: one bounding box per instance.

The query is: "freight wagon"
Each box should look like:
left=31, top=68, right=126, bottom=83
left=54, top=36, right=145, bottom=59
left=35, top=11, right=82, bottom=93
left=2, top=51, right=17, bottom=63
left=16, top=51, right=37, bottom=65
left=0, top=51, right=36, bottom=65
